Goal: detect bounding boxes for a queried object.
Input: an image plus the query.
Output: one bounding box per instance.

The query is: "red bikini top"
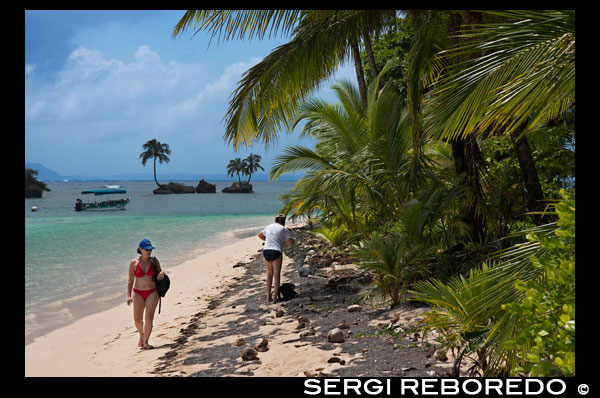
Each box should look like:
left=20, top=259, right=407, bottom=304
left=135, top=258, right=156, bottom=278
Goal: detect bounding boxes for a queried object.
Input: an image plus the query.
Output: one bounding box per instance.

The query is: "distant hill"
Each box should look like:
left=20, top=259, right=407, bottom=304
left=25, top=162, right=65, bottom=181
left=24, top=162, right=302, bottom=182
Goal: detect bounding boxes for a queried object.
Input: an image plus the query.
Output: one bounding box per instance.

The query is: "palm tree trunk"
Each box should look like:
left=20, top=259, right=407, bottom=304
left=351, top=39, right=368, bottom=106
left=153, top=157, right=160, bottom=188
left=509, top=123, right=546, bottom=221
left=451, top=11, right=486, bottom=243
left=363, top=32, right=379, bottom=81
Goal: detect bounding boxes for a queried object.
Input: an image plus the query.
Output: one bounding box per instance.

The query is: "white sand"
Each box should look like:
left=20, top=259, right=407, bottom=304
left=25, top=223, right=448, bottom=378
left=25, top=222, right=340, bottom=378
left=25, top=234, right=264, bottom=377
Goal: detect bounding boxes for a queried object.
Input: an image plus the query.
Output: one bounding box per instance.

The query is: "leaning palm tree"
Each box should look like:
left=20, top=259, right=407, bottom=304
left=139, top=139, right=171, bottom=188
left=226, top=158, right=246, bottom=183
left=244, top=153, right=264, bottom=183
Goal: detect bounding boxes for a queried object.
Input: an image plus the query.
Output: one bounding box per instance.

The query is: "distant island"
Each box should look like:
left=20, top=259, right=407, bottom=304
left=221, top=154, right=264, bottom=193
left=25, top=168, right=51, bottom=198
left=25, top=161, right=302, bottom=182
left=222, top=181, right=253, bottom=193
left=24, top=162, right=304, bottom=182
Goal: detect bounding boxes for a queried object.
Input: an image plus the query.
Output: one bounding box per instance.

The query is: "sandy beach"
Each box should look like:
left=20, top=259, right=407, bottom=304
left=25, top=233, right=266, bottom=377
left=26, top=225, right=466, bottom=378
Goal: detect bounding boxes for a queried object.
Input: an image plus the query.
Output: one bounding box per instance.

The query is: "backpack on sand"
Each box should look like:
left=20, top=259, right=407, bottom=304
left=278, top=282, right=298, bottom=301
left=151, top=257, right=170, bottom=314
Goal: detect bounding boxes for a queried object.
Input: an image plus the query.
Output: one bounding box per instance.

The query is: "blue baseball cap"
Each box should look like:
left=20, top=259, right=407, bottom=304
left=139, top=239, right=155, bottom=250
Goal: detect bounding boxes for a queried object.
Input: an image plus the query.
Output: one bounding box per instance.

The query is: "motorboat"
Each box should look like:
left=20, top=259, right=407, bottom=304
left=75, top=189, right=130, bottom=211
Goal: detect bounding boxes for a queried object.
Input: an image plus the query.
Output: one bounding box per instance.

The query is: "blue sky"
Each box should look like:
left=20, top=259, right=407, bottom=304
left=25, top=10, right=356, bottom=179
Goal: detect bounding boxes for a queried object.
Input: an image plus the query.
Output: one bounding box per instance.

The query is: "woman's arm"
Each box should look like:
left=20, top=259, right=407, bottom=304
left=126, top=259, right=136, bottom=305
left=154, top=257, right=165, bottom=280
left=258, top=232, right=266, bottom=241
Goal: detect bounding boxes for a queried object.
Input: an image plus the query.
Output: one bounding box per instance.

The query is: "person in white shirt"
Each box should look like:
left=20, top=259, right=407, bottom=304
left=258, top=214, right=294, bottom=303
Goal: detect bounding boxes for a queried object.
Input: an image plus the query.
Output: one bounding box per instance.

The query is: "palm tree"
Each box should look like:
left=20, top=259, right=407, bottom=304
left=424, top=10, right=575, bottom=217
left=244, top=153, right=264, bottom=183
left=139, top=139, right=171, bottom=188
left=270, top=61, right=431, bottom=232
left=226, top=158, right=246, bottom=183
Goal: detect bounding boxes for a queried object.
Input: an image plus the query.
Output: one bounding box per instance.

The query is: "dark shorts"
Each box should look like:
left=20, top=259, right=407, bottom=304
left=263, top=249, right=282, bottom=262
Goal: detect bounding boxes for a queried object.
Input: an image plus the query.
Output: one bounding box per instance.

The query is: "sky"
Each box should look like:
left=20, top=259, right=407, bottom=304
left=25, top=10, right=356, bottom=179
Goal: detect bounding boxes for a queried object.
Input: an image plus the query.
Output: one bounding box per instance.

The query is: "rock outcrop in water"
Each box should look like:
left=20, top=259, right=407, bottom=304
left=195, top=179, right=216, bottom=193
left=153, top=182, right=196, bottom=194
left=222, top=181, right=253, bottom=193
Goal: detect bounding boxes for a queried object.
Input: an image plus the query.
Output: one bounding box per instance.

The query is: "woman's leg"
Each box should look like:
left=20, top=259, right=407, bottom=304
left=271, top=255, right=283, bottom=303
left=142, top=291, right=160, bottom=349
left=132, top=293, right=145, bottom=347
left=264, top=259, right=274, bottom=301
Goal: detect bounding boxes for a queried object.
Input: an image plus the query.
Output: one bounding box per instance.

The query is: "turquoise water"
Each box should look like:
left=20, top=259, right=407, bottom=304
left=25, top=180, right=297, bottom=345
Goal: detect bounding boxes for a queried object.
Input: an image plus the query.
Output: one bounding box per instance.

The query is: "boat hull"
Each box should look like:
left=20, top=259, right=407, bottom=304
left=78, top=198, right=130, bottom=211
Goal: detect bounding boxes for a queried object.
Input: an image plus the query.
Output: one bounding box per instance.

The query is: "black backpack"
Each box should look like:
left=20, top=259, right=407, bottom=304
left=151, top=257, right=170, bottom=313
left=278, top=283, right=298, bottom=301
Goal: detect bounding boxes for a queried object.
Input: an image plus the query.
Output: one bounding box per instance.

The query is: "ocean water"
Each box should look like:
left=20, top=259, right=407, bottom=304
left=25, top=180, right=298, bottom=345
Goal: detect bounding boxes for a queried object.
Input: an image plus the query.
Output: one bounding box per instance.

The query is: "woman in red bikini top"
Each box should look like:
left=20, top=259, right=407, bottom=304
left=126, top=238, right=166, bottom=349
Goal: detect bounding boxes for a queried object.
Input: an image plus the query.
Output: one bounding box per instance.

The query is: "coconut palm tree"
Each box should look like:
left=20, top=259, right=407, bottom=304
left=271, top=61, right=431, bottom=232
left=423, top=10, right=574, bottom=218
left=139, top=139, right=171, bottom=188
left=244, top=153, right=264, bottom=183
left=226, top=158, right=246, bottom=183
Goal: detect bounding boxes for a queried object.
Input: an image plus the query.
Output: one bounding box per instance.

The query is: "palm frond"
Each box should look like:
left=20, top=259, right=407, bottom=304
left=269, top=145, right=335, bottom=181
left=172, top=10, right=303, bottom=42
left=425, top=10, right=575, bottom=140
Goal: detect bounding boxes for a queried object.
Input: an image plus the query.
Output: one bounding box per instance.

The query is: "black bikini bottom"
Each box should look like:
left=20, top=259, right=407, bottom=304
left=263, top=249, right=282, bottom=262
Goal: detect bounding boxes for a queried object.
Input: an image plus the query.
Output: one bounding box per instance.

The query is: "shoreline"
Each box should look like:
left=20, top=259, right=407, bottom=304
left=26, top=223, right=469, bottom=378
left=24, top=215, right=274, bottom=346
left=25, top=232, right=267, bottom=376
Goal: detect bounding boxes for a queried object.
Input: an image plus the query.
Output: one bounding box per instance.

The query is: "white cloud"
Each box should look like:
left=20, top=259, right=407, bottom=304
left=25, top=44, right=268, bottom=175
left=26, top=45, right=206, bottom=124
left=171, top=57, right=261, bottom=118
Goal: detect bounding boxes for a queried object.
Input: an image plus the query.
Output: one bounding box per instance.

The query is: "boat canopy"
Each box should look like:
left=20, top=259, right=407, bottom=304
left=81, top=189, right=127, bottom=195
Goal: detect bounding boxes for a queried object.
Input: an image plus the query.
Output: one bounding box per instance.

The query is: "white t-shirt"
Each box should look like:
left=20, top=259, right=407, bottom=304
left=261, top=223, right=293, bottom=252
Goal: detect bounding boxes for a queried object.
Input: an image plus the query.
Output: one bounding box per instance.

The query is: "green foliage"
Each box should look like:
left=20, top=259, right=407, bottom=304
left=311, top=224, right=348, bottom=248
left=361, top=15, right=412, bottom=101
left=425, top=10, right=575, bottom=140
left=528, top=109, right=576, bottom=198
left=174, top=9, right=576, bottom=377
left=272, top=61, right=430, bottom=232
left=25, top=168, right=51, bottom=195
left=411, top=193, right=574, bottom=376
left=502, top=190, right=575, bottom=376
left=411, top=264, right=502, bottom=376
left=358, top=231, right=433, bottom=308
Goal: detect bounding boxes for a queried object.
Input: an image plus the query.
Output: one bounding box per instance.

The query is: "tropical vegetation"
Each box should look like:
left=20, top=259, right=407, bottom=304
left=225, top=153, right=264, bottom=183
left=174, top=9, right=575, bottom=377
left=25, top=168, right=51, bottom=198
left=139, top=139, right=171, bottom=188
